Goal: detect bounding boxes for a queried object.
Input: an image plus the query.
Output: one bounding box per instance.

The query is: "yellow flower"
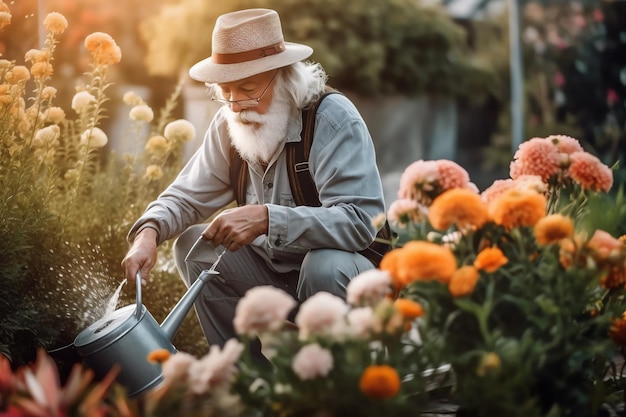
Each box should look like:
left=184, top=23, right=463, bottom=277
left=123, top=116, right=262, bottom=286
left=6, top=65, right=30, bottom=84
left=44, top=107, right=65, bottom=124
left=428, top=188, right=488, bottom=231
left=477, top=352, right=501, bottom=376
left=30, top=62, right=53, bottom=80
left=474, top=247, right=508, bottom=273
left=0, top=11, right=11, bottom=32
left=144, top=165, right=163, bottom=181
left=122, top=90, right=144, bottom=106
left=534, top=214, right=574, bottom=245
left=145, top=135, right=169, bottom=156
left=24, top=49, right=49, bottom=64
left=488, top=188, right=546, bottom=230
left=359, top=365, right=401, bottom=400
left=40, top=86, right=57, bottom=100
left=448, top=266, right=480, bottom=297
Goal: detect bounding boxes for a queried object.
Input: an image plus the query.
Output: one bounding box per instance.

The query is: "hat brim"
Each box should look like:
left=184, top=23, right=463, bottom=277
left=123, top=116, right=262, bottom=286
left=189, top=42, right=313, bottom=84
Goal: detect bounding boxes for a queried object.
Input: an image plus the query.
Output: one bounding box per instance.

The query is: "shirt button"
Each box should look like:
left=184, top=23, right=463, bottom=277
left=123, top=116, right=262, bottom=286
left=274, top=239, right=283, bottom=246
left=267, top=182, right=273, bottom=189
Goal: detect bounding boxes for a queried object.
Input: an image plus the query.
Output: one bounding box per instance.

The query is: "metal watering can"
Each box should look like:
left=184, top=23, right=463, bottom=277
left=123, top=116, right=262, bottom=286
left=73, top=268, right=218, bottom=397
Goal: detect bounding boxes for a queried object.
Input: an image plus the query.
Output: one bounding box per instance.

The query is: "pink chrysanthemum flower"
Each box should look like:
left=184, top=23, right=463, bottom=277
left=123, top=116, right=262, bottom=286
left=398, top=160, right=439, bottom=201
left=545, top=135, right=584, bottom=154
left=387, top=198, right=426, bottom=228
left=481, top=179, right=515, bottom=204
left=509, top=137, right=561, bottom=182
left=567, top=151, right=613, bottom=192
left=436, top=159, right=470, bottom=191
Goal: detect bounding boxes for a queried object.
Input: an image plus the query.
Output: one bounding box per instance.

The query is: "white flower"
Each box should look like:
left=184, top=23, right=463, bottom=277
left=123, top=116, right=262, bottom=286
left=71, top=91, right=96, bottom=113
left=161, top=351, right=196, bottom=383
left=122, top=90, right=144, bottom=106
left=234, top=286, right=297, bottom=336
left=295, top=292, right=349, bottom=339
left=80, top=127, right=108, bottom=148
left=33, top=125, right=60, bottom=146
left=346, top=269, right=392, bottom=306
left=129, top=104, right=154, bottom=122
left=164, top=119, right=195, bottom=143
left=188, top=339, right=244, bottom=394
left=291, top=343, right=334, bottom=380
left=345, top=307, right=377, bottom=338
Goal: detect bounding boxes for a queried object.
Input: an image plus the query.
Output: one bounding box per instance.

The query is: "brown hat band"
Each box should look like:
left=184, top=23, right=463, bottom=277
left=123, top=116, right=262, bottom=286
left=212, top=42, right=286, bottom=64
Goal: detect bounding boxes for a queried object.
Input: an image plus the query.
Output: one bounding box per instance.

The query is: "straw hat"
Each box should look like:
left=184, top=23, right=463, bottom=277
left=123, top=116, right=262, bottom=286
left=189, top=9, right=313, bottom=84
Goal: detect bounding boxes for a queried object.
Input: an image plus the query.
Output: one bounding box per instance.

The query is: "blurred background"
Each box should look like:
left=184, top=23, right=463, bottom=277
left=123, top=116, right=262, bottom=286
left=2, top=0, right=624, bottom=195
left=1, top=0, right=625, bottom=366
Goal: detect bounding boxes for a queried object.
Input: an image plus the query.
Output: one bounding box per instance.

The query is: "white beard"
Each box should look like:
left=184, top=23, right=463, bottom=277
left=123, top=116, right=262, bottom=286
left=225, top=90, right=293, bottom=164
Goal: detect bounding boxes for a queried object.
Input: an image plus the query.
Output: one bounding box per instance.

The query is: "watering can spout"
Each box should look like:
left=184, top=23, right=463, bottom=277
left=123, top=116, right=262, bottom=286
left=161, top=269, right=217, bottom=341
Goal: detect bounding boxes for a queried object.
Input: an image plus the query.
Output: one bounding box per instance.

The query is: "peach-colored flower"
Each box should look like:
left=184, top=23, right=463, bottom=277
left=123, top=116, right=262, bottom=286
left=129, top=104, right=154, bottom=122
left=40, top=86, right=57, bottom=100
left=233, top=286, right=297, bottom=336
left=30, top=62, right=53, bottom=80
left=45, top=107, right=65, bottom=124
left=71, top=91, right=96, bottom=113
left=0, top=11, right=11, bottom=31
left=295, top=292, right=349, bottom=339
left=380, top=240, right=457, bottom=286
left=474, top=247, right=508, bottom=273
left=509, top=137, right=561, bottom=182
left=161, top=352, right=196, bottom=383
left=488, top=188, right=546, bottom=230
left=545, top=134, right=584, bottom=154
left=43, top=12, right=68, bottom=35
left=448, top=266, right=480, bottom=297
left=188, top=339, right=244, bottom=393
left=6, top=65, right=30, bottom=84
left=84, top=32, right=122, bottom=66
left=387, top=198, right=425, bottom=228
left=436, top=159, right=470, bottom=190
left=586, top=229, right=623, bottom=260
left=566, top=151, right=613, bottom=192
left=291, top=343, right=334, bottom=380
left=346, top=269, right=392, bottom=306
left=428, top=188, right=488, bottom=231
left=534, top=214, right=574, bottom=245
left=24, top=49, right=49, bottom=64
left=398, top=159, right=439, bottom=201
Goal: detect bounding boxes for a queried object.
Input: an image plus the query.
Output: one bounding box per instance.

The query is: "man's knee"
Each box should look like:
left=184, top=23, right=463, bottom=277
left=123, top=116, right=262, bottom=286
left=298, top=249, right=374, bottom=299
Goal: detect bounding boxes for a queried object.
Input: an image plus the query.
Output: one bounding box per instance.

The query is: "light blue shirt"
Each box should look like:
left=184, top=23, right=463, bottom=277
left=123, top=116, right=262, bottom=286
left=129, top=93, right=386, bottom=273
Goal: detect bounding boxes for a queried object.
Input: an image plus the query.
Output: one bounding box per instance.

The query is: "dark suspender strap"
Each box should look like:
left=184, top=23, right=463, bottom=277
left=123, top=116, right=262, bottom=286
left=286, top=89, right=336, bottom=207
left=229, top=146, right=248, bottom=206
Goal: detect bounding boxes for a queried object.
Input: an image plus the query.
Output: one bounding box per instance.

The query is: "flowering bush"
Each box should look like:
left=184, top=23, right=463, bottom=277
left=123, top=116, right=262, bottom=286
left=0, top=4, right=200, bottom=366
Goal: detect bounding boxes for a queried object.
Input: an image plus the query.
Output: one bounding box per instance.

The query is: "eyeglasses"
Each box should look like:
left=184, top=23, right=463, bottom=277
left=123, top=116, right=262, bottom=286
left=211, top=70, right=278, bottom=108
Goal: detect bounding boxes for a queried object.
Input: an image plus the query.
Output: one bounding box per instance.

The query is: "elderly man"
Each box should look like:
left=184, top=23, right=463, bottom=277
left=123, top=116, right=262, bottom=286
left=121, top=8, right=386, bottom=360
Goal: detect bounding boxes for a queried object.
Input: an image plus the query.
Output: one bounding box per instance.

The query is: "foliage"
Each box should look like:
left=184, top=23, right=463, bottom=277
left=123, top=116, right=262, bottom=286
left=0, top=5, right=204, bottom=367
left=140, top=0, right=496, bottom=100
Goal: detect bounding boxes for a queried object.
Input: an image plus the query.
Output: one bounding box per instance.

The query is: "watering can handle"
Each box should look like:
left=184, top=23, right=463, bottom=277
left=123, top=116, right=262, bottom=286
left=135, top=271, right=142, bottom=319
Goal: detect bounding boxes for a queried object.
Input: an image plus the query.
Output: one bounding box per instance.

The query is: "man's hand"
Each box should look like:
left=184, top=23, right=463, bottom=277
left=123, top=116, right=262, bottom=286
left=202, top=205, right=269, bottom=251
left=121, top=228, right=158, bottom=284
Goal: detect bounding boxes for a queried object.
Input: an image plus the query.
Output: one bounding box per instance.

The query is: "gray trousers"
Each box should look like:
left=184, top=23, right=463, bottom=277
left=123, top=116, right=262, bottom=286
left=173, top=224, right=374, bottom=361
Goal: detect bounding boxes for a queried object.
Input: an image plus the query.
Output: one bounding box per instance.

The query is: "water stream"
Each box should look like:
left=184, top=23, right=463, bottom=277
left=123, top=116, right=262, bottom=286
left=104, top=279, right=127, bottom=317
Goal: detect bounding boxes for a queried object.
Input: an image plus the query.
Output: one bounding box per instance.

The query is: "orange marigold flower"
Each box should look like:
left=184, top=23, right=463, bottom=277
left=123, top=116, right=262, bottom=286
left=428, top=188, right=488, bottom=231
left=610, top=312, right=626, bottom=347
left=567, top=151, right=613, bottom=192
left=380, top=249, right=405, bottom=290
left=509, top=137, right=561, bottom=182
left=84, top=32, right=122, bottom=66
left=359, top=365, right=401, bottom=400
left=6, top=65, right=30, bottom=84
left=436, top=159, right=470, bottom=191
left=448, top=266, right=480, bottom=297
left=385, top=240, right=457, bottom=286
left=393, top=298, right=424, bottom=320
left=534, top=214, right=574, bottom=245
left=43, top=12, right=68, bottom=35
left=488, top=188, right=546, bottom=230
left=147, top=348, right=172, bottom=364
left=601, top=266, right=626, bottom=290
left=474, top=247, right=508, bottom=273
